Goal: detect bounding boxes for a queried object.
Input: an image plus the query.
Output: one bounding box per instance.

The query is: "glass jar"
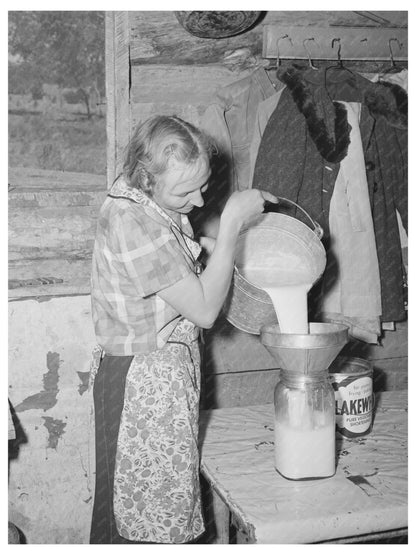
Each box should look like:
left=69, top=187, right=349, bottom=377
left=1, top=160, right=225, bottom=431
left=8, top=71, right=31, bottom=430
left=274, top=370, right=336, bottom=480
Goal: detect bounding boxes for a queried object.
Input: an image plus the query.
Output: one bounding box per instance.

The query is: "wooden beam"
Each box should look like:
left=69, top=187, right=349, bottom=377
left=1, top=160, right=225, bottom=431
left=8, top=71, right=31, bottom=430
left=105, top=12, right=131, bottom=188
left=263, top=25, right=408, bottom=61
left=8, top=167, right=106, bottom=192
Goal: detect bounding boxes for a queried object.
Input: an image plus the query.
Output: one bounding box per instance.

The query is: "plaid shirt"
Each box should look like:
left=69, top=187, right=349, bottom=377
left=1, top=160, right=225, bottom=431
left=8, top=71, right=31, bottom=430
left=91, top=178, right=201, bottom=355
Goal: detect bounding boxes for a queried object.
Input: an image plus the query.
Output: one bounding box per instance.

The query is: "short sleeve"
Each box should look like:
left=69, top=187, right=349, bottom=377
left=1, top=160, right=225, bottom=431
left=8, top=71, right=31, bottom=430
left=112, top=204, right=194, bottom=297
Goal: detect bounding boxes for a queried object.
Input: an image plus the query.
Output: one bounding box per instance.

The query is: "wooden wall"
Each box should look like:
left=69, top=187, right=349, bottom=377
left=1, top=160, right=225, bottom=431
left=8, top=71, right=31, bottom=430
left=8, top=167, right=106, bottom=299
left=106, top=10, right=408, bottom=182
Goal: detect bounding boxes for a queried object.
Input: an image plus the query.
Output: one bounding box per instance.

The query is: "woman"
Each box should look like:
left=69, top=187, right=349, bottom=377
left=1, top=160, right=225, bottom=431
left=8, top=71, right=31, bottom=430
left=89, top=115, right=277, bottom=543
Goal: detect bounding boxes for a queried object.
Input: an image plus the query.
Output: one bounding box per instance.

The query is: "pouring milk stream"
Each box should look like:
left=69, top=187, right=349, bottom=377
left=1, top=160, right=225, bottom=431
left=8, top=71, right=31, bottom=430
left=241, top=268, right=312, bottom=334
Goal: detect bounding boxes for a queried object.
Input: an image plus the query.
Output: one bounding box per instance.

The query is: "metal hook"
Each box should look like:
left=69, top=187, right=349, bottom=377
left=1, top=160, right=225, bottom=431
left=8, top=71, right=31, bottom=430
left=331, top=37, right=342, bottom=66
left=303, top=38, right=319, bottom=70
left=388, top=37, right=402, bottom=67
left=276, top=34, right=291, bottom=67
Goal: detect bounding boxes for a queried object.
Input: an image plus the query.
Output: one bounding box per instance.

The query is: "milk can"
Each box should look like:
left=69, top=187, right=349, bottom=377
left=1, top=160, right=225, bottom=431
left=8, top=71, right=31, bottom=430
left=274, top=370, right=336, bottom=480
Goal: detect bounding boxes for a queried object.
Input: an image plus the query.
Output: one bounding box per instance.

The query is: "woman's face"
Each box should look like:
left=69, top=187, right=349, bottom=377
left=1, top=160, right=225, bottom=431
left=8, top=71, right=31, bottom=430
left=153, top=155, right=211, bottom=216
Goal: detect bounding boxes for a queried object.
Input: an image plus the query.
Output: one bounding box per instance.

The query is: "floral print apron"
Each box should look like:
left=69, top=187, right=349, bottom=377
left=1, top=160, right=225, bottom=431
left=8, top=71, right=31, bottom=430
left=113, top=318, right=204, bottom=543
left=90, top=180, right=205, bottom=543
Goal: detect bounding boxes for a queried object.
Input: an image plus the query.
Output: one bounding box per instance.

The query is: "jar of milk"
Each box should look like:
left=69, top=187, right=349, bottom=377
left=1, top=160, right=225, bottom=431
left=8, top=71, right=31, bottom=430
left=274, top=371, right=336, bottom=480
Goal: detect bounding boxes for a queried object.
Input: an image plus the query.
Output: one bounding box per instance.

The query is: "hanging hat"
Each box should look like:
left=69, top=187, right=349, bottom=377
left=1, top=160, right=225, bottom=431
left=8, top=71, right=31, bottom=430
left=175, top=11, right=262, bottom=39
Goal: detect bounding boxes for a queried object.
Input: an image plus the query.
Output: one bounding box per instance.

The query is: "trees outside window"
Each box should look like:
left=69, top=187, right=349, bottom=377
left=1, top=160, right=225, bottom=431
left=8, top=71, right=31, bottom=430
left=8, top=12, right=106, bottom=174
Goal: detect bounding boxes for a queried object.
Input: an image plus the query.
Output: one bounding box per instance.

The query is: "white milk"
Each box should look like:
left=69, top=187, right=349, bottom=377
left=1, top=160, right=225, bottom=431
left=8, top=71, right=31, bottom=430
left=263, top=283, right=311, bottom=334
left=241, top=268, right=312, bottom=334
left=274, top=421, right=335, bottom=479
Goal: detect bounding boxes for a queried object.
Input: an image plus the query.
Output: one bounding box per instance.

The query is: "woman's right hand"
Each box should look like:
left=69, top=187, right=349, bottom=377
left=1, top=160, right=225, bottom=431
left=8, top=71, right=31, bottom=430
left=221, top=189, right=279, bottom=231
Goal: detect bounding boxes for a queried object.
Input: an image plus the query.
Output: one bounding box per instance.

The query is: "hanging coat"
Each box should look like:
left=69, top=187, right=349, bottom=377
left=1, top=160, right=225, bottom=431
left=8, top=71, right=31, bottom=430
left=201, top=66, right=277, bottom=194
left=252, top=65, right=407, bottom=323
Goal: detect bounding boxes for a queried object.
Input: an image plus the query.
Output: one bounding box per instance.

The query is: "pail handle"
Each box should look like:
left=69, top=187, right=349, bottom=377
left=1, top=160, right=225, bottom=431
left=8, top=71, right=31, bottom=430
left=274, top=196, right=324, bottom=240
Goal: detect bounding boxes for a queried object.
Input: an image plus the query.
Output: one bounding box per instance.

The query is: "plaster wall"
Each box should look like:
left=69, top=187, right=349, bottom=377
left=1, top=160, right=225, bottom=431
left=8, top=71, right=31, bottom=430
left=8, top=295, right=95, bottom=544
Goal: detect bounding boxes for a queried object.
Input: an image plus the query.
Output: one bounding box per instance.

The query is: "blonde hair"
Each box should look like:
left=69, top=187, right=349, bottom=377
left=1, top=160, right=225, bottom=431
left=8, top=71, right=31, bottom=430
left=123, top=115, right=215, bottom=195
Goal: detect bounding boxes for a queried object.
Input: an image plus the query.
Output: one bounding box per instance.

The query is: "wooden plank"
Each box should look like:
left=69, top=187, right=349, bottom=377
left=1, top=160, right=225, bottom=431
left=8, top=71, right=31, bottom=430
left=9, top=258, right=92, bottom=283
left=8, top=168, right=107, bottom=209
left=9, top=189, right=106, bottom=209
left=9, top=205, right=99, bottom=253
left=105, top=12, right=131, bottom=187
left=8, top=167, right=106, bottom=192
left=8, top=281, right=90, bottom=301
left=105, top=12, right=117, bottom=188
left=263, top=24, right=408, bottom=61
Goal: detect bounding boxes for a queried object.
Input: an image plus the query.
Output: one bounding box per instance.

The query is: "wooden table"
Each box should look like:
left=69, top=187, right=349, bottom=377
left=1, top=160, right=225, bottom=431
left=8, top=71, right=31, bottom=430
left=200, top=390, right=408, bottom=544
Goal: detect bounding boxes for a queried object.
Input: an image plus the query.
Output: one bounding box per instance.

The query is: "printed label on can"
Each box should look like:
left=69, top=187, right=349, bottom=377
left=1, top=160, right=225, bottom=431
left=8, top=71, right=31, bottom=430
left=330, top=374, right=373, bottom=438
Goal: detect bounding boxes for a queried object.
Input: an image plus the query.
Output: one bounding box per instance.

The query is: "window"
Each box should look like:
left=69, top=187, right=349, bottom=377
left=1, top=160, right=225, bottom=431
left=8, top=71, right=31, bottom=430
left=8, top=11, right=106, bottom=174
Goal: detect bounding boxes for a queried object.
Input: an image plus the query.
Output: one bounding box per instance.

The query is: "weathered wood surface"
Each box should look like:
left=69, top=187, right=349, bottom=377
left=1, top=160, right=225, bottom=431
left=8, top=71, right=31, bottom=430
left=128, top=11, right=407, bottom=65
left=8, top=168, right=106, bottom=300
left=8, top=167, right=106, bottom=192
left=263, top=25, right=408, bottom=61
left=9, top=205, right=100, bottom=254
left=106, top=12, right=131, bottom=187
left=8, top=169, right=106, bottom=256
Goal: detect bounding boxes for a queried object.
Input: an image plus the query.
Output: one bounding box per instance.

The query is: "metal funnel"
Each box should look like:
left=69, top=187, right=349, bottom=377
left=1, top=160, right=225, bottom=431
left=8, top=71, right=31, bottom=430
left=260, top=322, right=349, bottom=374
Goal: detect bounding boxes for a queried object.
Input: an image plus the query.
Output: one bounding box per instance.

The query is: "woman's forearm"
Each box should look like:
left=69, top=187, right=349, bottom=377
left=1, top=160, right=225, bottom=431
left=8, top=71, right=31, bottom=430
left=198, top=215, right=241, bottom=323
left=157, top=216, right=241, bottom=329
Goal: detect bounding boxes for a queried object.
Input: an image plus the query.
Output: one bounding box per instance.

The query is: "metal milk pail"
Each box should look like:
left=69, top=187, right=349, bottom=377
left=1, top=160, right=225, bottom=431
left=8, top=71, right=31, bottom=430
left=223, top=200, right=326, bottom=334
left=329, top=356, right=374, bottom=438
